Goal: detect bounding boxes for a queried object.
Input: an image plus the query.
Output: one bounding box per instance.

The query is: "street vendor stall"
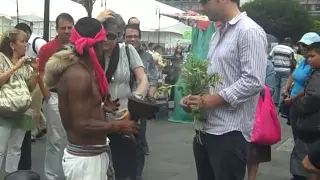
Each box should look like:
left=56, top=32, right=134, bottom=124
left=161, top=11, right=216, bottom=124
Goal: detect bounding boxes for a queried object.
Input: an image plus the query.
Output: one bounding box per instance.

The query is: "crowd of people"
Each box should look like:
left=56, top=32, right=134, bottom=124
left=0, top=0, right=320, bottom=180
left=0, top=9, right=178, bottom=180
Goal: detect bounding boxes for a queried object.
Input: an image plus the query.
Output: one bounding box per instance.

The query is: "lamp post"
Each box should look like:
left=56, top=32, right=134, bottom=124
left=155, top=6, right=161, bottom=44
left=16, top=0, right=19, bottom=23
left=43, top=0, right=50, bottom=41
left=101, top=0, right=106, bottom=9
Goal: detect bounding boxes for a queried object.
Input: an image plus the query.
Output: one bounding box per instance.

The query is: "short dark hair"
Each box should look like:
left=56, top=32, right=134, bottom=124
left=55, top=13, right=74, bottom=29
left=124, top=24, right=141, bottom=38
left=230, top=0, right=240, bottom=7
left=128, top=17, right=140, bottom=25
left=15, top=23, right=32, bottom=34
left=153, top=44, right=162, bottom=51
left=73, top=17, right=103, bottom=56
left=148, top=42, right=154, bottom=49
left=102, top=17, right=118, bottom=31
left=308, top=42, right=320, bottom=54
left=74, top=17, right=102, bottom=39
left=283, top=37, right=293, bottom=46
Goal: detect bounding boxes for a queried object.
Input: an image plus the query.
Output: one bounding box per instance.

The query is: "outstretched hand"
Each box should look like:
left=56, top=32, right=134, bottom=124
left=103, top=94, right=120, bottom=115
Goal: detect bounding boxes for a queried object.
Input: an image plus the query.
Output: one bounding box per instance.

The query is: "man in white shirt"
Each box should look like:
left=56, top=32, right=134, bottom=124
left=15, top=23, right=47, bottom=170
left=269, top=37, right=295, bottom=106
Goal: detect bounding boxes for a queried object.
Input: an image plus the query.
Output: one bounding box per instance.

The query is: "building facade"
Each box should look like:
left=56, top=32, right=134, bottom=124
left=156, top=0, right=200, bottom=11
left=240, top=0, right=254, bottom=6
left=299, top=0, right=320, bottom=16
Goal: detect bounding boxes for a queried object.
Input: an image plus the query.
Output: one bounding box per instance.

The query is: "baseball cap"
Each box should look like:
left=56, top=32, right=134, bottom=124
left=309, top=40, right=320, bottom=48
left=298, top=32, right=320, bottom=45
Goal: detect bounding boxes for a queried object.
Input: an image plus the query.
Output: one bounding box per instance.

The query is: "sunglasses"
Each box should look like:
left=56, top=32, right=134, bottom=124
left=107, top=33, right=117, bottom=40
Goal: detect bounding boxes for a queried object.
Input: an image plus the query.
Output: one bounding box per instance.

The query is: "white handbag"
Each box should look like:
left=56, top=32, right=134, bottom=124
left=0, top=53, right=32, bottom=117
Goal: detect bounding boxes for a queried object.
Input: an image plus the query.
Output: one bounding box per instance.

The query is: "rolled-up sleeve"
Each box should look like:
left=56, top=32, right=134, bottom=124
left=218, top=28, right=267, bottom=107
left=265, top=60, right=276, bottom=95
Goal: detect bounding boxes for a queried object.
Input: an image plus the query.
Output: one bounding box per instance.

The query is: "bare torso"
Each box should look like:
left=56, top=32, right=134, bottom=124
left=57, top=61, right=106, bottom=146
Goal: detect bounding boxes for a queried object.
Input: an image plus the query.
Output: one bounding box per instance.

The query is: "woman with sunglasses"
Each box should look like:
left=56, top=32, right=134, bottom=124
left=96, top=11, right=148, bottom=180
left=283, top=32, right=320, bottom=180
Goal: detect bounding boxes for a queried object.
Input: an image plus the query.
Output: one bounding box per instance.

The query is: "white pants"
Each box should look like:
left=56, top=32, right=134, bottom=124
left=0, top=125, right=26, bottom=173
left=44, top=92, right=66, bottom=180
left=62, top=149, right=109, bottom=180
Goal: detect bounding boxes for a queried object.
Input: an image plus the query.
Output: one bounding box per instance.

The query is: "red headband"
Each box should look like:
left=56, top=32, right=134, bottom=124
left=69, top=27, right=109, bottom=97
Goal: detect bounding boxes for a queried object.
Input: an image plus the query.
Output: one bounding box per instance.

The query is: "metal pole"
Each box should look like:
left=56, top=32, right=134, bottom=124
left=157, top=8, right=161, bottom=44
left=84, top=0, right=93, bottom=17
left=16, top=0, right=19, bottom=23
left=43, top=0, right=50, bottom=41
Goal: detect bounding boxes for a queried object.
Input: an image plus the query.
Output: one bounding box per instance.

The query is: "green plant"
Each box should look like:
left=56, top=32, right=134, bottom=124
left=154, top=55, right=221, bottom=122
left=152, top=84, right=179, bottom=100
left=179, top=55, right=222, bottom=122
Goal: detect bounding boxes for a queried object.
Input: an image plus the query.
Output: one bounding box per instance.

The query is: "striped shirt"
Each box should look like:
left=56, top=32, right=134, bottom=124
left=269, top=44, right=295, bottom=72
left=194, top=12, right=267, bottom=142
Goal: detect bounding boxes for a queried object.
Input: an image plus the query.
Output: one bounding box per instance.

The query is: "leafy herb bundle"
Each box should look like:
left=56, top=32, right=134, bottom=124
left=153, top=54, right=221, bottom=122
left=180, top=55, right=222, bottom=122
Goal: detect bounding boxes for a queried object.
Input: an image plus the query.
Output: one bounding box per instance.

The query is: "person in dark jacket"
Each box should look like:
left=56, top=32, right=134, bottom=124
left=303, top=141, right=320, bottom=174
left=293, top=41, right=320, bottom=144
left=124, top=23, right=158, bottom=180
left=293, top=41, right=320, bottom=179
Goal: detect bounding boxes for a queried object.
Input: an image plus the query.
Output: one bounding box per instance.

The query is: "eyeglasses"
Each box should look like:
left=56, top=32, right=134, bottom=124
left=125, top=35, right=140, bottom=39
left=107, top=33, right=118, bottom=40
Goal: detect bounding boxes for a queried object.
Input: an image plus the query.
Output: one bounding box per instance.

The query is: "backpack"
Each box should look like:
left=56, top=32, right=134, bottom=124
left=32, top=37, right=46, bottom=55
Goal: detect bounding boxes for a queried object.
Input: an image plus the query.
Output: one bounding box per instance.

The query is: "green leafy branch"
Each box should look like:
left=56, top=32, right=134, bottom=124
left=153, top=54, right=222, bottom=122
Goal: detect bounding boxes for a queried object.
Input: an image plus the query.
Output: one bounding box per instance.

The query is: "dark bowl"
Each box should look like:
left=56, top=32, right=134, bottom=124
left=127, top=96, right=159, bottom=120
left=4, top=170, right=40, bottom=180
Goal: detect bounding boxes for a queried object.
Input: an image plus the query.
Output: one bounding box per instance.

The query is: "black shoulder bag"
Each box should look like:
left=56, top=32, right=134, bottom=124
left=125, top=45, right=136, bottom=92
left=106, top=44, right=120, bottom=82
left=32, top=37, right=47, bottom=55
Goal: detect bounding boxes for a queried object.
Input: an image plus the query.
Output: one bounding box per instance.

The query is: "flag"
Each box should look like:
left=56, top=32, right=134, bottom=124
left=70, top=0, right=97, bottom=17
left=70, top=0, right=96, bottom=7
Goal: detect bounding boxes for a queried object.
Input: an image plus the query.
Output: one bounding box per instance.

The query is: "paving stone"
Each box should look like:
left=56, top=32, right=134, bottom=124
left=1, top=117, right=294, bottom=180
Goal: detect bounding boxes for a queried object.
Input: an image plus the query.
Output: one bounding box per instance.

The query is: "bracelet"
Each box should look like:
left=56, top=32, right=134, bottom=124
left=200, top=94, right=205, bottom=107
left=133, top=92, right=144, bottom=100
left=31, top=72, right=39, bottom=76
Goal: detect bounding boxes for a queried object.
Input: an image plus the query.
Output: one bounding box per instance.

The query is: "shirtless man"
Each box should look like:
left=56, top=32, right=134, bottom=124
left=44, top=17, right=139, bottom=180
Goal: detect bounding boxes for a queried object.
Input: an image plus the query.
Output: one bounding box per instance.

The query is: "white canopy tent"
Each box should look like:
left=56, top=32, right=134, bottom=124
left=5, top=0, right=190, bottom=34
left=92, top=0, right=190, bottom=34
left=9, top=0, right=87, bottom=22
left=1, top=0, right=34, bottom=17
left=1, top=0, right=190, bottom=45
left=0, top=0, right=42, bottom=34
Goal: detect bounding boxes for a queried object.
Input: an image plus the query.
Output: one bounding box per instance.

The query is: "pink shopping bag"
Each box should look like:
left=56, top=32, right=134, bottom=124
left=251, top=86, right=281, bottom=145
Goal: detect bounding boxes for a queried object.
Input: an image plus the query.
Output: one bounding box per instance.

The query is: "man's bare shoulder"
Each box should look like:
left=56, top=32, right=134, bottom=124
left=59, top=64, right=92, bottom=92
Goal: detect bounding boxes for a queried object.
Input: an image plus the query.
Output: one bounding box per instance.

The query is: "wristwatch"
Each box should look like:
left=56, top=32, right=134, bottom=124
left=133, top=92, right=144, bottom=100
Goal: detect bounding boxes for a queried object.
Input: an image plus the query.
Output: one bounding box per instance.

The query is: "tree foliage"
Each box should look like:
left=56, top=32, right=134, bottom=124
left=241, top=0, right=312, bottom=41
left=311, top=18, right=320, bottom=34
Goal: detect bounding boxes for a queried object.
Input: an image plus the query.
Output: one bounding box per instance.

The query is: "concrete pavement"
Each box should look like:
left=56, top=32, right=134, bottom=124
left=1, top=117, right=294, bottom=180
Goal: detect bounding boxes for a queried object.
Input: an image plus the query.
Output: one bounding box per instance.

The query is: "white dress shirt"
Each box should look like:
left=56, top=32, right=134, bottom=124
left=26, top=33, right=47, bottom=58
